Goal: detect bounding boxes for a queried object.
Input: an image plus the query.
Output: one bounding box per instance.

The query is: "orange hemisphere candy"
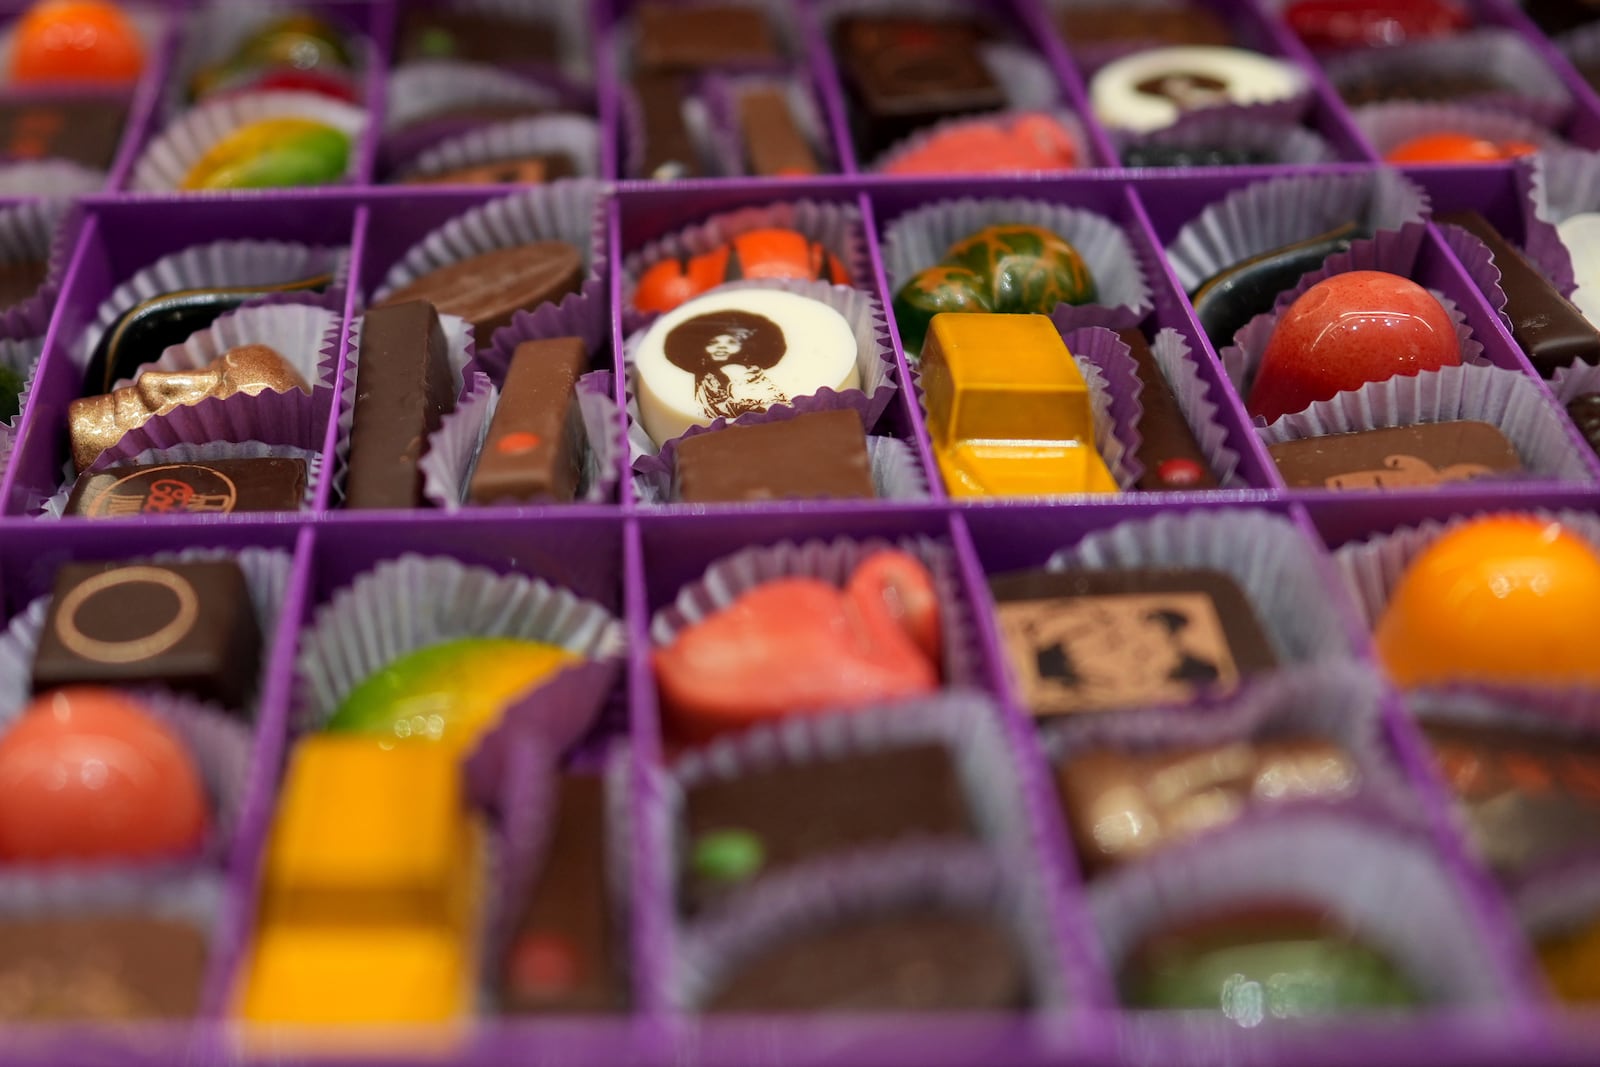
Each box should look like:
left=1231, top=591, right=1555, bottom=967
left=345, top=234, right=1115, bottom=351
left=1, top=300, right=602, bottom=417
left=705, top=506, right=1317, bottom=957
left=633, top=227, right=851, bottom=314
left=0, top=687, right=207, bottom=862
left=1374, top=516, right=1600, bottom=687
left=10, top=0, right=144, bottom=84
left=1385, top=132, right=1539, bottom=164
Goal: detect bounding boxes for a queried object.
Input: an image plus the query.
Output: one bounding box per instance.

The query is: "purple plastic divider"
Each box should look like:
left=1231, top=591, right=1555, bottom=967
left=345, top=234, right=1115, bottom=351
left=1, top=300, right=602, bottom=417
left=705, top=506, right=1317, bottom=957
left=312, top=203, right=365, bottom=514
left=794, top=0, right=861, bottom=174
left=607, top=193, right=637, bottom=510
left=1007, top=0, right=1117, bottom=167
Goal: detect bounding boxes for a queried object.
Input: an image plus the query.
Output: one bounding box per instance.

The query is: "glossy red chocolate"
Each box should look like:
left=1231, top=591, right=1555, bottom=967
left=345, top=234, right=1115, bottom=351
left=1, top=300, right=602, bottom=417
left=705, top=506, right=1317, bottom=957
left=0, top=688, right=208, bottom=863
left=1248, top=270, right=1461, bottom=423
left=881, top=113, right=1079, bottom=175
left=1384, top=132, right=1538, bottom=164
left=1285, top=0, right=1469, bottom=49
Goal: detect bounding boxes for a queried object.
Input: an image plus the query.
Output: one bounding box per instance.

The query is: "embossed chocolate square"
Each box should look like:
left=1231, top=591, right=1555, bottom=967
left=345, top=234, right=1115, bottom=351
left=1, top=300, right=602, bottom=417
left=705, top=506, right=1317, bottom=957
left=1267, top=421, right=1522, bottom=491
left=30, top=560, right=263, bottom=710
left=63, top=457, right=308, bottom=517
left=988, top=568, right=1277, bottom=716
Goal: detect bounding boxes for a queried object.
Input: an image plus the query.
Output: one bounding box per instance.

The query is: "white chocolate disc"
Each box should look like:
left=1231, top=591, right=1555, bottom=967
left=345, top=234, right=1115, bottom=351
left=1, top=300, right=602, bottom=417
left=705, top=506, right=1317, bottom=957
left=1090, top=46, right=1307, bottom=133
left=635, top=288, right=859, bottom=445
left=1559, top=213, right=1600, bottom=328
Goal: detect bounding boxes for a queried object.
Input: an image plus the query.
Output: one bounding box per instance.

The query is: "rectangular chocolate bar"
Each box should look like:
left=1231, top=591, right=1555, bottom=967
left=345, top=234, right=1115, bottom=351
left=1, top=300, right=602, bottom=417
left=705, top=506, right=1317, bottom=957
left=682, top=743, right=970, bottom=913
left=404, top=154, right=576, bottom=187
left=468, top=336, right=587, bottom=505
left=1437, top=211, right=1600, bottom=376
left=31, top=559, right=263, bottom=709
left=632, top=74, right=700, bottom=179
left=673, top=410, right=876, bottom=504
left=346, top=300, right=456, bottom=510
left=0, top=916, right=209, bottom=1021
left=63, top=457, right=308, bottom=516
left=501, top=775, right=625, bottom=1013
left=1267, top=421, right=1522, bottom=490
left=635, top=3, right=780, bottom=72
left=988, top=568, right=1278, bottom=716
left=1121, top=329, right=1218, bottom=491
left=398, top=9, right=559, bottom=65
left=0, top=96, right=128, bottom=170
left=738, top=87, right=819, bottom=177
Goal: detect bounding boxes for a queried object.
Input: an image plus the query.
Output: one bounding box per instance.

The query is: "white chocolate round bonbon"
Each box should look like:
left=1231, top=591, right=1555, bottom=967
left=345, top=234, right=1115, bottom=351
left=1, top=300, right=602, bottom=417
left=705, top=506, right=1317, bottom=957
left=1559, top=213, right=1600, bottom=328
left=634, top=288, right=859, bottom=445
left=1090, top=46, right=1308, bottom=133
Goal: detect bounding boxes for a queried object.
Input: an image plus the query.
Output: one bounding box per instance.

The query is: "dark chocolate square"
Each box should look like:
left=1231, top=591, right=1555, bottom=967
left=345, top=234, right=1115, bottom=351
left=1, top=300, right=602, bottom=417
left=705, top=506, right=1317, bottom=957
left=673, top=410, right=876, bottom=504
left=398, top=9, right=560, bottom=65
left=31, top=559, right=263, bottom=710
left=63, top=457, right=308, bottom=517
left=987, top=568, right=1278, bottom=716
left=681, top=743, right=971, bottom=913
left=1267, top=422, right=1523, bottom=490
left=0, top=916, right=209, bottom=1021
left=635, top=3, right=780, bottom=71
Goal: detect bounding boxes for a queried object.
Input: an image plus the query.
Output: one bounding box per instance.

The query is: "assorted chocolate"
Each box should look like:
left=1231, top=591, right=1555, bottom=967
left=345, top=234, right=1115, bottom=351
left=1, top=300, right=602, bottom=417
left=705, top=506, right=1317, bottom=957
left=1190, top=222, right=1367, bottom=350
left=468, top=336, right=587, bottom=505
left=673, top=409, right=876, bottom=504
left=0, top=915, right=209, bottom=1021
left=376, top=242, right=583, bottom=343
left=1267, top=421, right=1523, bottom=490
left=346, top=300, right=456, bottom=510
left=63, top=456, right=309, bottom=516
left=1122, top=329, right=1218, bottom=491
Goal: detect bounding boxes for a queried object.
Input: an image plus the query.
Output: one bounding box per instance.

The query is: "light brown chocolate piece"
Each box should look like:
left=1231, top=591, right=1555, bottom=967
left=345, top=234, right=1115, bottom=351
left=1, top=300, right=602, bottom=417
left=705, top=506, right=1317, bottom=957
left=1267, top=421, right=1521, bottom=490
left=1056, top=6, right=1232, bottom=47
left=468, top=336, right=587, bottom=504
left=0, top=916, right=209, bottom=1021
left=378, top=242, right=584, bottom=343
left=674, top=410, right=875, bottom=503
left=635, top=3, right=780, bottom=72
left=738, top=88, right=819, bottom=177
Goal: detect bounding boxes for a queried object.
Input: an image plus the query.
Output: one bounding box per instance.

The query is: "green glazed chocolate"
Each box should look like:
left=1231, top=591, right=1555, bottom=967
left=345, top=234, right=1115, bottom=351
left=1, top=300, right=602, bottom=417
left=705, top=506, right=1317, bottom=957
left=1121, top=905, right=1418, bottom=1022
left=893, top=224, right=1097, bottom=354
left=0, top=364, right=24, bottom=421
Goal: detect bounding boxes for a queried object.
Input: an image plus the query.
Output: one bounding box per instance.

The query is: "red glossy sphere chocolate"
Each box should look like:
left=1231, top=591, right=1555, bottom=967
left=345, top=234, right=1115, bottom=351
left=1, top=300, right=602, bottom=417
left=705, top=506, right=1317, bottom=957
left=1285, top=0, right=1469, bottom=49
left=0, top=688, right=207, bottom=862
left=1385, top=132, right=1537, bottom=164
left=1248, top=270, right=1461, bottom=423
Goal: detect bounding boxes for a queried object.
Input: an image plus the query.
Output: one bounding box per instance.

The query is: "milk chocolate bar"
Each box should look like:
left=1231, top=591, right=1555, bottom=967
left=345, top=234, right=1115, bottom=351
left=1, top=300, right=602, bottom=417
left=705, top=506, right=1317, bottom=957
left=468, top=336, right=587, bottom=505
left=0, top=916, right=209, bottom=1021
left=0, top=96, right=128, bottom=169
left=673, top=410, right=876, bottom=504
left=1122, top=329, right=1217, bottom=491
left=1268, top=421, right=1522, bottom=490
left=398, top=9, right=559, bottom=65
left=64, top=457, right=309, bottom=516
left=377, top=243, right=583, bottom=343
left=0, top=260, right=46, bottom=310
left=633, top=74, right=700, bottom=179
left=1056, top=6, right=1232, bottom=46
left=346, top=300, right=455, bottom=510
left=739, top=87, right=819, bottom=177
left=635, top=3, right=780, bottom=72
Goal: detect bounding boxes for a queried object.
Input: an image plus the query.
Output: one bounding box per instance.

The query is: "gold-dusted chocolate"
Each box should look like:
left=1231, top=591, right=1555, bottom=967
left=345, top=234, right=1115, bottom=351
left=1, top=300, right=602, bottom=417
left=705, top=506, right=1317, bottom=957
left=68, top=344, right=310, bottom=471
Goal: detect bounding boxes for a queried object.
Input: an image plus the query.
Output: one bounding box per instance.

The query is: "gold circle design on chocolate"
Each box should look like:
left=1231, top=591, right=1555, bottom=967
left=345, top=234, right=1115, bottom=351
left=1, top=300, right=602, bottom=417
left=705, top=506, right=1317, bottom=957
left=84, top=464, right=239, bottom=516
left=53, top=566, right=202, bottom=665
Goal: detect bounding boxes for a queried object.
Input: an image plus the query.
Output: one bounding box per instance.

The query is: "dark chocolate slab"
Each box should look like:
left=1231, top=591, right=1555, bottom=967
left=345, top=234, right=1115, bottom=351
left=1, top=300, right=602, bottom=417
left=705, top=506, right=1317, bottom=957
left=0, top=259, right=46, bottom=309
left=635, top=3, right=780, bottom=72
left=398, top=9, right=559, bottom=65
left=988, top=568, right=1278, bottom=716
left=0, top=916, right=209, bottom=1021
left=64, top=457, right=308, bottom=516
left=1568, top=392, right=1600, bottom=456
left=1057, top=6, right=1232, bottom=46
left=633, top=74, right=701, bottom=180
left=378, top=243, right=582, bottom=344
left=1267, top=421, right=1522, bottom=490
left=1122, top=329, right=1218, bottom=491
left=346, top=300, right=455, bottom=510
left=1338, top=71, right=1503, bottom=106
left=0, top=96, right=128, bottom=170
left=674, top=410, right=876, bottom=504
left=468, top=336, right=587, bottom=505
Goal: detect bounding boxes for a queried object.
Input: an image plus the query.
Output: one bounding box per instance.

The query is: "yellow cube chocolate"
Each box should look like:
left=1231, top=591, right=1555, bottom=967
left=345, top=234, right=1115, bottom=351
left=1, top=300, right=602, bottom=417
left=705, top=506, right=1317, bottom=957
left=259, top=736, right=475, bottom=929
left=921, top=313, right=1117, bottom=497
left=238, top=923, right=469, bottom=1025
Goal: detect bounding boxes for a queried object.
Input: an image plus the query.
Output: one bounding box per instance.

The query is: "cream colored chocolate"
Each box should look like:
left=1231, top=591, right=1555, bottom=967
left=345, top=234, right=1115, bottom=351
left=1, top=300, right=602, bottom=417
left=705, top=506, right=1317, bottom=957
left=1090, top=46, right=1306, bottom=132
left=68, top=345, right=310, bottom=471
left=633, top=289, right=858, bottom=445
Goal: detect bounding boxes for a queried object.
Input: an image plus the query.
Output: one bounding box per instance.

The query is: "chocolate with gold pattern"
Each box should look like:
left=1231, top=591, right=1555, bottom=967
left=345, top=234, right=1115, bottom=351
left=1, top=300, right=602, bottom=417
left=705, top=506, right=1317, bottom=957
left=63, top=457, right=308, bottom=517
left=1267, top=421, right=1522, bottom=490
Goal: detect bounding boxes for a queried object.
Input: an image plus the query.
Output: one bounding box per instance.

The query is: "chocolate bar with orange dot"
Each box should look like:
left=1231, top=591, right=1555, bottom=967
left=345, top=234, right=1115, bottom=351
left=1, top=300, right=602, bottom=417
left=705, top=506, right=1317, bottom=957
left=468, top=336, right=588, bottom=504
left=0, top=96, right=128, bottom=170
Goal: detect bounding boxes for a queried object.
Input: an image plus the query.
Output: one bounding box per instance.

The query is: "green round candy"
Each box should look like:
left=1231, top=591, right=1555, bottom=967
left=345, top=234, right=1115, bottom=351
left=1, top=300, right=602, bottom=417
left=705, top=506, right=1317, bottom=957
left=943, top=224, right=1097, bottom=313
left=893, top=263, right=991, bottom=356
left=199, top=122, right=350, bottom=190
left=692, top=829, right=765, bottom=885
left=0, top=364, right=24, bottom=423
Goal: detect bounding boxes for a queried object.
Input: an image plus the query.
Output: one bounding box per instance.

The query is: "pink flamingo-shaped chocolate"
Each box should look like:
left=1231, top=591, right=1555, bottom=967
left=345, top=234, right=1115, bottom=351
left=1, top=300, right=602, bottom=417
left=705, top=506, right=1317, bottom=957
left=654, top=550, right=943, bottom=740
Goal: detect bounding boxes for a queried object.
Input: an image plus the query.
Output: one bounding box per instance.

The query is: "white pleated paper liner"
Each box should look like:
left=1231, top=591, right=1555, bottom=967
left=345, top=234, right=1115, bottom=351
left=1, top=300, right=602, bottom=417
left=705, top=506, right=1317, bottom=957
left=1330, top=507, right=1600, bottom=630
left=621, top=199, right=870, bottom=336
left=294, top=552, right=626, bottom=765
left=39, top=441, right=323, bottom=520
left=418, top=368, right=621, bottom=509
left=83, top=303, right=341, bottom=472
left=649, top=535, right=984, bottom=694
left=1114, top=110, right=1340, bottom=167
left=0, top=160, right=105, bottom=197
left=674, top=843, right=1070, bottom=1012
left=78, top=239, right=349, bottom=371
left=1522, top=147, right=1600, bottom=303
left=1221, top=284, right=1484, bottom=403
left=0, top=199, right=70, bottom=341
left=622, top=278, right=898, bottom=458
left=701, top=72, right=835, bottom=178
left=391, top=113, right=601, bottom=182
left=1148, top=327, right=1246, bottom=488
left=332, top=311, right=476, bottom=507
left=631, top=414, right=931, bottom=505
left=130, top=90, right=369, bottom=193
left=1353, top=102, right=1562, bottom=162
left=0, top=334, right=42, bottom=433
left=1090, top=811, right=1519, bottom=1011
left=1039, top=660, right=1429, bottom=833
left=0, top=544, right=292, bottom=720
left=1551, top=358, right=1600, bottom=407
left=1164, top=169, right=1430, bottom=295
left=882, top=197, right=1153, bottom=335
left=1257, top=363, right=1596, bottom=487
left=1324, top=30, right=1574, bottom=129
left=385, top=59, right=570, bottom=137
left=1045, top=508, right=1356, bottom=667
left=371, top=179, right=607, bottom=317
left=870, top=108, right=1091, bottom=176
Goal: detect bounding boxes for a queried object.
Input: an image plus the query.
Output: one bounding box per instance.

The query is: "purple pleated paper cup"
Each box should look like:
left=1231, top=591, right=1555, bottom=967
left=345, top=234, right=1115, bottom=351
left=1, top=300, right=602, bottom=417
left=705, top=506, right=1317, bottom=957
left=129, top=90, right=368, bottom=193
left=623, top=278, right=898, bottom=456
left=418, top=368, right=621, bottom=508
left=871, top=108, right=1091, bottom=176
left=1039, top=660, right=1428, bottom=836
left=391, top=113, right=601, bottom=183
left=0, top=334, right=42, bottom=433
left=78, top=239, right=348, bottom=370
left=1222, top=285, right=1483, bottom=400
left=1148, top=327, right=1246, bottom=487
left=621, top=199, right=871, bottom=335
left=0, top=544, right=293, bottom=721
left=293, top=552, right=626, bottom=756
left=650, top=534, right=984, bottom=693
left=1164, top=169, right=1430, bottom=294
left=882, top=197, right=1153, bottom=336
left=40, top=440, right=323, bottom=520
left=1355, top=102, right=1560, bottom=162
left=1552, top=358, right=1600, bottom=408
left=1258, top=363, right=1595, bottom=487
left=1043, top=507, right=1356, bottom=666
left=333, top=311, right=475, bottom=506
left=1324, top=30, right=1573, bottom=128
left=0, top=199, right=71, bottom=341
left=1115, top=110, right=1340, bottom=167
left=632, top=414, right=931, bottom=505
left=666, top=693, right=1041, bottom=916
left=1090, top=810, right=1519, bottom=1012
left=701, top=72, right=836, bottom=178
left=0, top=159, right=104, bottom=196
left=674, top=843, right=1071, bottom=1012
left=1521, top=147, right=1600, bottom=303
left=370, top=180, right=607, bottom=327
left=1331, top=507, right=1600, bottom=630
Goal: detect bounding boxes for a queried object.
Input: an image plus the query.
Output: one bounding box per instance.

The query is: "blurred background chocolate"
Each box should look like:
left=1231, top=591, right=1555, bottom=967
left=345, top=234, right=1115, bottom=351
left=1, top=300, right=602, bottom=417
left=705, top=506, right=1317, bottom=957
left=398, top=8, right=559, bottom=66
left=0, top=96, right=128, bottom=170
left=673, top=411, right=876, bottom=504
